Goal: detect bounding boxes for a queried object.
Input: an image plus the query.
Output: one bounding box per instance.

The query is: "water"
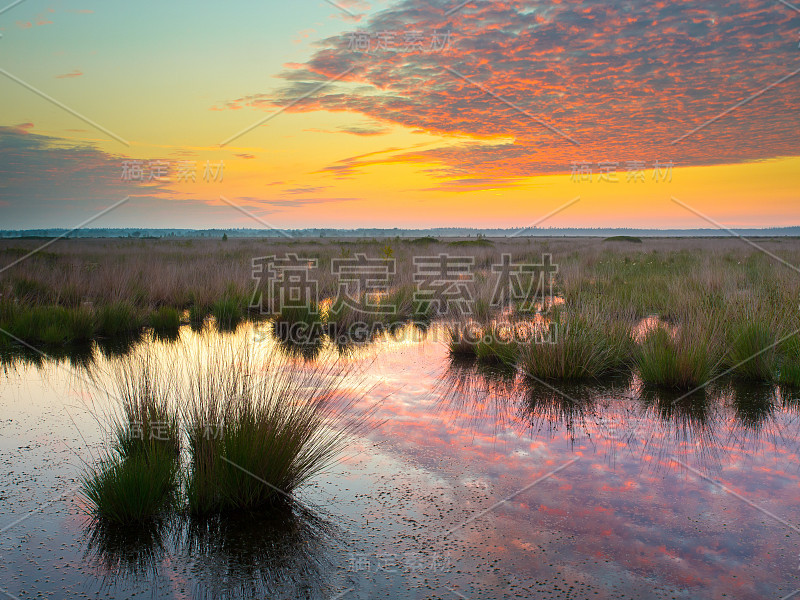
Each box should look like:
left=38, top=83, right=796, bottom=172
left=1, top=323, right=799, bottom=599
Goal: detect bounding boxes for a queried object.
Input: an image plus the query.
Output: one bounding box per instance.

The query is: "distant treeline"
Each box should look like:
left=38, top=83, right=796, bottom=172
left=1, top=226, right=799, bottom=239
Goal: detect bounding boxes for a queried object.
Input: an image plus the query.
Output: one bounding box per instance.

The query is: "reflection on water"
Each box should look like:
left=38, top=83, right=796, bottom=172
left=82, top=503, right=338, bottom=599
left=2, top=321, right=800, bottom=599
left=181, top=505, right=336, bottom=600
left=83, top=515, right=172, bottom=580
left=434, top=352, right=800, bottom=475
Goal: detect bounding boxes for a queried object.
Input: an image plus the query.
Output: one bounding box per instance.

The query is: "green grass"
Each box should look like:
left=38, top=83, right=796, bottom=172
left=447, top=322, right=480, bottom=357
left=149, top=307, right=180, bottom=338
left=725, top=321, right=779, bottom=382
left=636, top=325, right=720, bottom=390
left=2, top=305, right=95, bottom=345
left=779, top=335, right=800, bottom=387
left=188, top=303, right=208, bottom=327
left=81, top=446, right=178, bottom=524
left=211, top=296, right=243, bottom=330
left=275, top=302, right=321, bottom=326
left=185, top=346, right=368, bottom=515
left=96, top=302, right=141, bottom=338
left=518, top=311, right=634, bottom=380
left=81, top=351, right=182, bottom=523
left=475, top=324, right=518, bottom=366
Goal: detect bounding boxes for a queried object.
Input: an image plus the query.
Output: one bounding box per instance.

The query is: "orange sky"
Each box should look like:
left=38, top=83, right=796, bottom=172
left=0, top=0, right=798, bottom=228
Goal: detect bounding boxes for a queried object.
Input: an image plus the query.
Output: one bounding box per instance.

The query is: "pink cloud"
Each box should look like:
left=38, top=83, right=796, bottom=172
left=55, top=69, right=83, bottom=79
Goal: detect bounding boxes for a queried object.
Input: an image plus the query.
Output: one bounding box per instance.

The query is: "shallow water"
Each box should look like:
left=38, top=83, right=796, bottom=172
left=1, top=324, right=799, bottom=599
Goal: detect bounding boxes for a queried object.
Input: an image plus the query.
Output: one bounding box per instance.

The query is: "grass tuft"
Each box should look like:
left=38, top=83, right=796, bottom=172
left=636, top=325, right=720, bottom=390
left=81, top=447, right=178, bottom=525
left=725, top=321, right=779, bottom=382
left=518, top=311, right=633, bottom=380
left=149, top=307, right=181, bottom=338
left=185, top=345, right=369, bottom=515
left=211, top=296, right=243, bottom=331
left=97, top=302, right=141, bottom=338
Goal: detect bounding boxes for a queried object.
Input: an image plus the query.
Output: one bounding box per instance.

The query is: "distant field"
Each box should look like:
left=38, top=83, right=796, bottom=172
left=1, top=236, right=799, bottom=389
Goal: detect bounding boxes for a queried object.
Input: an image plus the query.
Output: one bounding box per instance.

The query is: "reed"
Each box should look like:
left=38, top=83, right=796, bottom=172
left=149, top=307, right=181, bottom=338
left=725, top=320, right=780, bottom=383
left=636, top=324, right=720, bottom=390
left=184, top=343, right=370, bottom=515
left=211, top=296, right=243, bottom=331
left=518, top=310, right=633, bottom=380
left=81, top=352, right=180, bottom=524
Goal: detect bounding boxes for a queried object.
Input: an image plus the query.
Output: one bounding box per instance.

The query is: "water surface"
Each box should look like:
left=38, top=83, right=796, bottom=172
left=1, top=324, right=799, bottom=599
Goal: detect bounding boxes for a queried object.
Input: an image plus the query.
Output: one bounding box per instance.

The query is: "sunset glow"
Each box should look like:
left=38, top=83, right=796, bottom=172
left=1, top=0, right=798, bottom=229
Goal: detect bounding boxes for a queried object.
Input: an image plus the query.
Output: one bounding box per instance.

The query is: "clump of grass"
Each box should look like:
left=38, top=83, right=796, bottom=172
left=383, top=285, right=428, bottom=326
left=81, top=447, right=178, bottom=524
left=273, top=303, right=325, bottom=348
left=211, top=296, right=243, bottom=331
left=636, top=325, right=720, bottom=390
left=518, top=311, right=633, bottom=380
left=185, top=344, right=370, bottom=515
left=779, top=335, right=800, bottom=388
left=447, top=322, right=481, bottom=357
left=5, top=305, right=95, bottom=345
left=188, top=303, right=208, bottom=328
left=275, top=302, right=320, bottom=327
left=96, top=302, right=141, bottom=338
left=149, top=307, right=180, bottom=338
left=82, top=354, right=180, bottom=524
left=327, top=298, right=385, bottom=340
left=63, top=305, right=96, bottom=343
left=725, top=321, right=779, bottom=383
left=475, top=323, right=518, bottom=366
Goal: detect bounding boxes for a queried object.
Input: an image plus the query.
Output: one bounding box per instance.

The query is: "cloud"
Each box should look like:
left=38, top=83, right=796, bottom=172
left=0, top=127, right=172, bottom=226
left=283, top=185, right=331, bottom=195
left=338, top=123, right=390, bottom=136
left=55, top=69, right=83, bottom=79
left=220, top=0, right=800, bottom=187
left=235, top=153, right=256, bottom=159
left=224, top=196, right=358, bottom=212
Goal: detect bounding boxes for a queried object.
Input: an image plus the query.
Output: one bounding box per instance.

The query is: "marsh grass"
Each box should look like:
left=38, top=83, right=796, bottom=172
left=636, top=323, right=721, bottom=390
left=2, top=305, right=95, bottom=345
left=184, top=345, right=371, bottom=515
left=778, top=335, right=800, bottom=387
left=83, top=340, right=371, bottom=521
left=211, top=296, right=243, bottom=331
left=82, top=353, right=180, bottom=523
left=96, top=302, right=141, bottom=338
left=188, top=303, right=209, bottom=327
left=518, top=311, right=634, bottom=380
left=81, top=447, right=179, bottom=525
left=150, top=307, right=181, bottom=338
left=725, top=320, right=780, bottom=382
left=475, top=324, right=518, bottom=366
left=447, top=321, right=480, bottom=357
left=275, top=302, right=321, bottom=327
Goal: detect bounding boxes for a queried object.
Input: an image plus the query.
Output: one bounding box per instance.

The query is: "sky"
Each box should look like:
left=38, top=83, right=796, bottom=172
left=0, top=0, right=798, bottom=230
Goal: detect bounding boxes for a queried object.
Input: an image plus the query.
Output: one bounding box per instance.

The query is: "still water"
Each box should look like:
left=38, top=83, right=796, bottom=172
left=1, top=323, right=799, bottom=599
